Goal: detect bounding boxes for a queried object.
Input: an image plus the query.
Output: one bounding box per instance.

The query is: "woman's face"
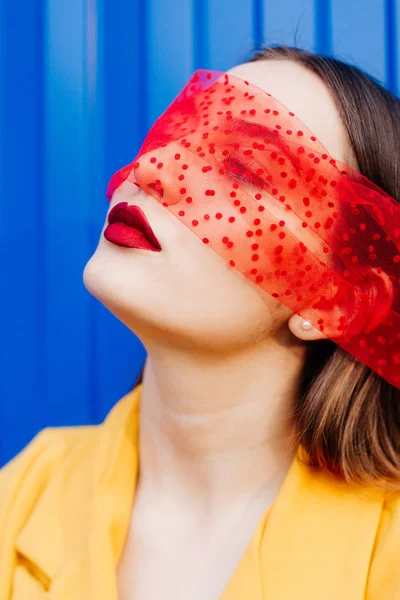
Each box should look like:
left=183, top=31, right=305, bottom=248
left=83, top=59, right=353, bottom=352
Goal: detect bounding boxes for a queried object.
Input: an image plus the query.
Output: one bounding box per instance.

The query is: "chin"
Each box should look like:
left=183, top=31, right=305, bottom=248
left=83, top=250, right=127, bottom=304
left=82, top=250, right=161, bottom=335
left=83, top=253, right=111, bottom=305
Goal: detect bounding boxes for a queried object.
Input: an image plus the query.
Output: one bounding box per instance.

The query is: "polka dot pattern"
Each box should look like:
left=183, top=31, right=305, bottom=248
left=106, top=69, right=400, bottom=389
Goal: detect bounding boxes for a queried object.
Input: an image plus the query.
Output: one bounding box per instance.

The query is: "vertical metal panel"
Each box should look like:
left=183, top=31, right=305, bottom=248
left=253, top=0, right=265, bottom=51
left=385, top=0, right=398, bottom=94
left=261, top=0, right=315, bottom=51
left=396, top=0, right=400, bottom=96
left=42, top=0, right=93, bottom=427
left=193, top=0, right=210, bottom=69
left=0, top=0, right=46, bottom=464
left=206, top=0, right=255, bottom=70
left=315, top=0, right=332, bottom=54
left=1, top=0, right=399, bottom=466
left=331, top=0, right=386, bottom=84
left=146, top=0, right=195, bottom=127
left=86, top=0, right=104, bottom=424
left=95, top=0, right=148, bottom=424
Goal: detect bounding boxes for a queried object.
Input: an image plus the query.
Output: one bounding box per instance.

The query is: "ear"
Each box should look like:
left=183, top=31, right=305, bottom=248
left=288, top=267, right=395, bottom=342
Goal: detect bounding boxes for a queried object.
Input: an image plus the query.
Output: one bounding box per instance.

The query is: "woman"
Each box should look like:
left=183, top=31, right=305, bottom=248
left=1, top=45, right=400, bottom=600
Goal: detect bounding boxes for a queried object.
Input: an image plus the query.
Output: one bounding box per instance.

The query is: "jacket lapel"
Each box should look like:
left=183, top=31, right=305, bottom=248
left=14, top=385, right=385, bottom=600
left=14, top=388, right=140, bottom=598
left=221, top=450, right=384, bottom=600
left=258, top=450, right=385, bottom=599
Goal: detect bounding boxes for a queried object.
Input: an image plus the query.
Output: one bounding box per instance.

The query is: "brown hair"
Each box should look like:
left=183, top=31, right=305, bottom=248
left=133, top=45, right=400, bottom=491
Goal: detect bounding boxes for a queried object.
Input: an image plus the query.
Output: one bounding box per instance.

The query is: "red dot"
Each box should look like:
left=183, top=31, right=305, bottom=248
left=205, top=189, right=215, bottom=196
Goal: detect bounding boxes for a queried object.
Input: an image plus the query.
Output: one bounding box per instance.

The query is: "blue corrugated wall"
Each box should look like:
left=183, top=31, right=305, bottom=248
left=0, top=0, right=398, bottom=466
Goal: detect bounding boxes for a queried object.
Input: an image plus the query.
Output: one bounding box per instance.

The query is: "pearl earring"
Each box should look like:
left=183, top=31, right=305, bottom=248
left=301, top=320, right=313, bottom=330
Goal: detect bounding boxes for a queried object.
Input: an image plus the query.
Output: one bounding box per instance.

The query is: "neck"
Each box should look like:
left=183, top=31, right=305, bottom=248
left=135, top=332, right=305, bottom=518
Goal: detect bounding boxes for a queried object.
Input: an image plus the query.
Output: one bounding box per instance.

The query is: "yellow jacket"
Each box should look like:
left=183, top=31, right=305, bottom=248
left=1, top=383, right=399, bottom=599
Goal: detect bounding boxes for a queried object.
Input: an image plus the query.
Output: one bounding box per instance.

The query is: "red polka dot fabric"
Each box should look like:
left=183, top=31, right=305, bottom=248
left=106, top=69, right=400, bottom=389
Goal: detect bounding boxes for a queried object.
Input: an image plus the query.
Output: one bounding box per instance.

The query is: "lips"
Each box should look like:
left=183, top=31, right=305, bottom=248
left=107, top=202, right=162, bottom=249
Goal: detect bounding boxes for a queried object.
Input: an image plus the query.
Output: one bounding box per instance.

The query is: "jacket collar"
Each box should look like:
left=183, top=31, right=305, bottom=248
left=15, top=384, right=385, bottom=599
left=220, top=448, right=384, bottom=599
left=15, top=385, right=140, bottom=596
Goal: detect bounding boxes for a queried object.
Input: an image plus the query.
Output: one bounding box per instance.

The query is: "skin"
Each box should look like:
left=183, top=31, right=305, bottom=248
left=83, top=59, right=356, bottom=597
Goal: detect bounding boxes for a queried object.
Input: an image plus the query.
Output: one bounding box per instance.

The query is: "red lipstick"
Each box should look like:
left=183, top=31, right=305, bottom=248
left=104, top=202, right=162, bottom=251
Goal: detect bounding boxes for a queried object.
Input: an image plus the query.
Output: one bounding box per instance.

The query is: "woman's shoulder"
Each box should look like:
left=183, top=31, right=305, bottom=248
left=0, top=386, right=141, bottom=595
left=0, top=386, right=139, bottom=529
left=0, top=424, right=94, bottom=536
